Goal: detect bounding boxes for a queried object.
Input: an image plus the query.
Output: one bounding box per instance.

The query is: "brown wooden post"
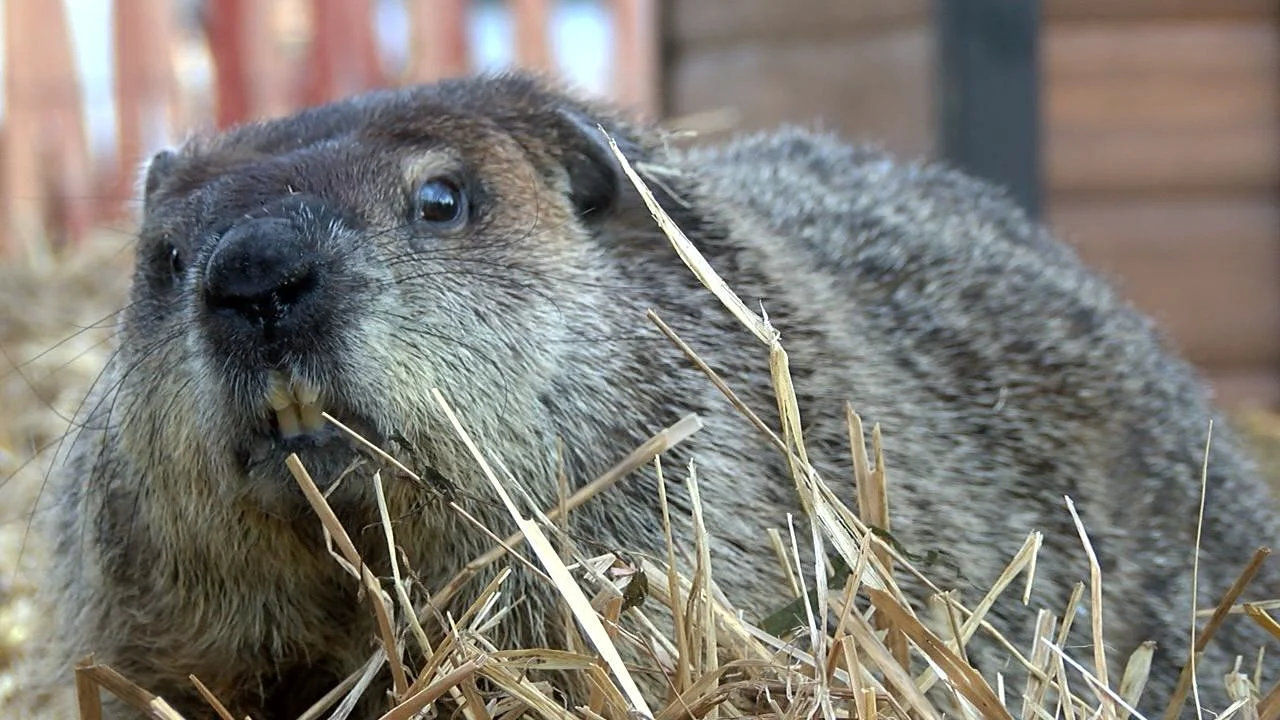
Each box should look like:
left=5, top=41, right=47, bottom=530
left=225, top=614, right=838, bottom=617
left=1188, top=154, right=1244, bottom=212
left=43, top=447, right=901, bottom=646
left=113, top=0, right=184, bottom=213
left=2, top=0, right=44, bottom=258
left=611, top=0, right=658, bottom=117
left=304, top=0, right=384, bottom=107
left=2, top=0, right=91, bottom=260
left=46, top=0, right=93, bottom=251
left=207, top=0, right=298, bottom=128
left=405, top=0, right=472, bottom=83
left=206, top=0, right=253, bottom=127
left=513, top=0, right=553, bottom=73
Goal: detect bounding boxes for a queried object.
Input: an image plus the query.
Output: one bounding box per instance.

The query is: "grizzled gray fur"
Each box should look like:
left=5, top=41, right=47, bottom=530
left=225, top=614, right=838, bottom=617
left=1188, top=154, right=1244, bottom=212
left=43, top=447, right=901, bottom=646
left=27, top=71, right=1278, bottom=718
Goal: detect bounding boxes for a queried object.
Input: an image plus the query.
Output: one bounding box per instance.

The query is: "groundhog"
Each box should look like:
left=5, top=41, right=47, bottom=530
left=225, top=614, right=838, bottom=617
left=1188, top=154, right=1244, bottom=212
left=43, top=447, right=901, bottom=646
left=25, top=71, right=1279, bottom=718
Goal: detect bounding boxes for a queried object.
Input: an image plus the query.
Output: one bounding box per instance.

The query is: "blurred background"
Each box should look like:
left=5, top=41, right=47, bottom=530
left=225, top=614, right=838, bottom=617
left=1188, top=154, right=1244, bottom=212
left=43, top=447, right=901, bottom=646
left=0, top=0, right=1276, bottom=412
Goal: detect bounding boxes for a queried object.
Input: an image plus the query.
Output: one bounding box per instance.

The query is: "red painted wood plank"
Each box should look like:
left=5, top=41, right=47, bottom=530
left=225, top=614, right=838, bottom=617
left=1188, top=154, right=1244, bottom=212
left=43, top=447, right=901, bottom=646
left=304, top=0, right=385, bottom=107
left=206, top=0, right=254, bottom=127
left=405, top=0, right=471, bottom=83
left=1, top=0, right=91, bottom=257
left=514, top=0, right=553, bottom=72
left=611, top=0, right=659, bottom=116
left=113, top=0, right=182, bottom=209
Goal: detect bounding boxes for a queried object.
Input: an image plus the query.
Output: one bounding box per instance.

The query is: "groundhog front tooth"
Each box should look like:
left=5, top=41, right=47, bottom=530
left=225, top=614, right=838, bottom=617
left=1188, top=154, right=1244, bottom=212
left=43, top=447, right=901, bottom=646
left=291, top=378, right=320, bottom=406
left=297, top=402, right=325, bottom=434
left=266, top=371, right=294, bottom=411
left=275, top=405, right=302, bottom=438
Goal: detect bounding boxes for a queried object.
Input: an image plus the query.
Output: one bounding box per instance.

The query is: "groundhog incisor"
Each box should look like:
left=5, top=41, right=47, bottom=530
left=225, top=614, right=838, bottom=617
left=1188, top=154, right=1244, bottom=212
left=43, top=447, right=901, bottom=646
left=26, top=71, right=1279, bottom=718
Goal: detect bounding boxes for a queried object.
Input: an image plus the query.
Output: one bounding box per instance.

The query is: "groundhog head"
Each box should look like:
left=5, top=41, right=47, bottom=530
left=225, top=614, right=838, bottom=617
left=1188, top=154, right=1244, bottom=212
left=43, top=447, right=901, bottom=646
left=114, top=72, right=687, bottom=511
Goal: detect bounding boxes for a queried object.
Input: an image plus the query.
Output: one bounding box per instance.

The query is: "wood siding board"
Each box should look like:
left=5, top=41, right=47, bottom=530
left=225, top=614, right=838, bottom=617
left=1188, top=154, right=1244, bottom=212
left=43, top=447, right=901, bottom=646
left=664, top=0, right=929, bottom=48
left=1210, top=371, right=1280, bottom=411
left=1050, top=195, right=1280, bottom=369
left=1045, top=0, right=1280, bottom=21
left=666, top=29, right=936, bottom=158
left=1045, top=21, right=1280, bottom=193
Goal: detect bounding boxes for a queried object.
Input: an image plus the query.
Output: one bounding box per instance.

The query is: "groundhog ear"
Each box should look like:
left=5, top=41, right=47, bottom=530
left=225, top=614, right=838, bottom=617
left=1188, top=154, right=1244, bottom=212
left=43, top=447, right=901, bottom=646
left=142, top=149, right=178, bottom=207
left=555, top=107, right=647, bottom=222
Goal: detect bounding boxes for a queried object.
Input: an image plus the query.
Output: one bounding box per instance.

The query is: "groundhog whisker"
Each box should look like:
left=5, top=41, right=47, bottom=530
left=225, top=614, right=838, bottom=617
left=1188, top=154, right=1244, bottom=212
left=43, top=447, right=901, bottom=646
left=2, top=305, right=133, bottom=379
left=77, top=327, right=192, bottom=427
left=0, top=321, right=156, bottom=435
left=0, top=300, right=143, bottom=466
left=22, top=323, right=192, bottom=539
left=6, top=332, right=123, bottom=399
left=387, top=265, right=554, bottom=293
left=107, top=375, right=202, bottom=571
left=383, top=327, right=526, bottom=416
left=389, top=253, right=653, bottom=294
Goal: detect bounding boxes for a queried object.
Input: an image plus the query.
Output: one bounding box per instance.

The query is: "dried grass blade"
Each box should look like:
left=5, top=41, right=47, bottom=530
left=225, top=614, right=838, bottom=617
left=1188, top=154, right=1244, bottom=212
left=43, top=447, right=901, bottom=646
left=73, top=661, right=187, bottom=720
left=687, top=463, right=719, bottom=718
left=648, top=310, right=783, bottom=453
left=430, top=388, right=654, bottom=718
left=655, top=455, right=693, bottom=696
left=841, top=602, right=942, bottom=720
left=840, top=639, right=870, bottom=720
left=1021, top=613, right=1057, bottom=720
left=1117, top=641, right=1155, bottom=720
left=653, top=663, right=759, bottom=720
left=434, top=413, right=702, bottom=612
left=326, top=652, right=390, bottom=720
left=187, top=675, right=235, bottom=720
left=1258, top=679, right=1280, bottom=720
left=638, top=557, right=776, bottom=667
left=865, top=588, right=1014, bottom=720
left=1063, top=496, right=1114, bottom=720
left=75, top=656, right=104, bottom=720
left=372, top=469, right=434, bottom=658
left=1162, top=547, right=1273, bottom=720
left=1244, top=603, right=1280, bottom=641
left=848, top=408, right=906, bottom=676
left=286, top=453, right=409, bottom=698
left=475, top=658, right=581, bottom=720
left=917, top=532, right=1042, bottom=695
left=297, top=652, right=380, bottom=720
left=1042, top=641, right=1146, bottom=720
left=604, top=131, right=776, bottom=346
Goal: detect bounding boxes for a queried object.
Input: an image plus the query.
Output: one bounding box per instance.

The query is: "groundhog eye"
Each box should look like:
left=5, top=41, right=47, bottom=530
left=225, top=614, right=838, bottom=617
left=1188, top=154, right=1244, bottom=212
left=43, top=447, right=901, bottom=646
left=414, top=178, right=465, bottom=226
left=166, top=242, right=185, bottom=278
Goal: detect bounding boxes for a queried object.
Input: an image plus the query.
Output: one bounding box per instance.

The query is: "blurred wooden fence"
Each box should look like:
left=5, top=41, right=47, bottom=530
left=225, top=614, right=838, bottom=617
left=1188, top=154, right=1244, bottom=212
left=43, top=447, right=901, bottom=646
left=0, top=0, right=657, bottom=261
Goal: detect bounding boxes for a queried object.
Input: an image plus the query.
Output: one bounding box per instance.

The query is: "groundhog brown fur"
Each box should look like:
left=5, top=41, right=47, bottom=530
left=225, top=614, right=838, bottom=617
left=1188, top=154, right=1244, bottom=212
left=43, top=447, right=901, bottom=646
left=24, top=71, right=1280, bottom=718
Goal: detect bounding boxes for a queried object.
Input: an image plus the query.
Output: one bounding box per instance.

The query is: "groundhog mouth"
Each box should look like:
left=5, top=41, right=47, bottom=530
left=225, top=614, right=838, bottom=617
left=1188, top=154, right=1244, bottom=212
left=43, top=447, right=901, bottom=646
left=251, top=368, right=385, bottom=458
left=264, top=369, right=326, bottom=438
left=235, top=368, right=390, bottom=491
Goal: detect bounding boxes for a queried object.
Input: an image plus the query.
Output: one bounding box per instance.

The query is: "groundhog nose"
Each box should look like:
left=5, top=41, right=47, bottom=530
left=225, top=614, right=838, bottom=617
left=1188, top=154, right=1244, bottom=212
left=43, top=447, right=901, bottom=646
left=203, top=218, right=320, bottom=338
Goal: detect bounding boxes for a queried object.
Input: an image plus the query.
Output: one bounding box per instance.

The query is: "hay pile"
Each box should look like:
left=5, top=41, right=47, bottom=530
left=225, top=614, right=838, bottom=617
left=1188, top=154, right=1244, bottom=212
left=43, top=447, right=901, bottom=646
left=0, top=232, right=136, bottom=713
left=2, top=154, right=1280, bottom=719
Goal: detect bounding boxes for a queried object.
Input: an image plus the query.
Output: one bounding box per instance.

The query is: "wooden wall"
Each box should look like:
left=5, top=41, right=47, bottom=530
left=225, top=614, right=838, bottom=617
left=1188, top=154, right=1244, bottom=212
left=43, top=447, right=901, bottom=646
left=662, top=0, right=935, bottom=158
left=1042, top=1, right=1280, bottom=409
left=661, top=0, right=1280, bottom=411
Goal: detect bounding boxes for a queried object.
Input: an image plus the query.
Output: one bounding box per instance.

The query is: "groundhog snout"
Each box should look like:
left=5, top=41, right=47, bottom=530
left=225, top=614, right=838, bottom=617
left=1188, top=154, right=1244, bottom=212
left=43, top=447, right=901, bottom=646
left=200, top=216, right=329, bottom=361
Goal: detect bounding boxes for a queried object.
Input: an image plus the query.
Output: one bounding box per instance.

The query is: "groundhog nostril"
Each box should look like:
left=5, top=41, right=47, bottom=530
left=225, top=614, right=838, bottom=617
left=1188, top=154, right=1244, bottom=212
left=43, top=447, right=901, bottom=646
left=273, top=272, right=316, bottom=309
left=203, top=218, right=320, bottom=332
